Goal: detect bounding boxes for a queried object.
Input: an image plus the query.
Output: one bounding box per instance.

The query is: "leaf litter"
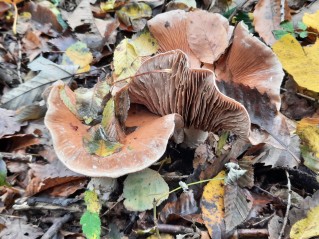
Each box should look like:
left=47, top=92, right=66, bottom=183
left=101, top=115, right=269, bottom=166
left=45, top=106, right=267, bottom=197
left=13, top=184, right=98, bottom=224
left=0, top=0, right=319, bottom=238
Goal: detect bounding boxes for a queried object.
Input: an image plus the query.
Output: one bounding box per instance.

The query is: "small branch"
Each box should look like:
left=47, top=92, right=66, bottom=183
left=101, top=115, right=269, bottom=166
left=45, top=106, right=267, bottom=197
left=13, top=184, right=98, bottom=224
left=16, top=38, right=23, bottom=83
left=227, top=0, right=249, bottom=22
left=278, top=170, right=291, bottom=239
left=280, top=87, right=318, bottom=102
left=157, top=224, right=194, bottom=234
left=233, top=228, right=269, bottom=238
left=41, top=214, right=73, bottom=239
left=252, top=212, right=275, bottom=226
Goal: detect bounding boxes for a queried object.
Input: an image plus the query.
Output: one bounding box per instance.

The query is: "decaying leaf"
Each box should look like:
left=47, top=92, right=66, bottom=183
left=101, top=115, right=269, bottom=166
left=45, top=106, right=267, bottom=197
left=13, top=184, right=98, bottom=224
left=129, top=50, right=251, bottom=140
left=116, top=2, right=152, bottom=31
left=62, top=41, right=93, bottom=73
left=290, top=204, right=319, bottom=239
left=224, top=184, right=252, bottom=232
left=253, top=0, right=292, bottom=45
left=1, top=56, right=77, bottom=110
left=201, top=171, right=225, bottom=238
left=0, top=217, right=43, bottom=239
left=74, top=81, right=111, bottom=124
left=113, top=38, right=141, bottom=81
left=80, top=190, right=101, bottom=239
left=272, top=34, right=319, bottom=93
left=45, top=82, right=183, bottom=177
left=186, top=10, right=231, bottom=64
left=0, top=108, right=23, bottom=138
left=131, top=28, right=159, bottom=56
left=123, top=168, right=169, bottom=211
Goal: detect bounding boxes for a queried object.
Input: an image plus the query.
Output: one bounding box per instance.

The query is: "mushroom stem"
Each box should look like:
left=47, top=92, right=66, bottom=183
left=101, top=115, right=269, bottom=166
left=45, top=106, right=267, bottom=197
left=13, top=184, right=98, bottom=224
left=182, top=127, right=208, bottom=148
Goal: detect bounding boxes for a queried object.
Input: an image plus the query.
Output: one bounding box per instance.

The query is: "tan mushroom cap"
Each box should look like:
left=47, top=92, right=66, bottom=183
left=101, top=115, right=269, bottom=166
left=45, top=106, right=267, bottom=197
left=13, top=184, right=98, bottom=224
left=215, top=22, right=284, bottom=110
left=44, top=83, right=183, bottom=178
left=129, top=50, right=251, bottom=140
left=147, top=10, right=200, bottom=68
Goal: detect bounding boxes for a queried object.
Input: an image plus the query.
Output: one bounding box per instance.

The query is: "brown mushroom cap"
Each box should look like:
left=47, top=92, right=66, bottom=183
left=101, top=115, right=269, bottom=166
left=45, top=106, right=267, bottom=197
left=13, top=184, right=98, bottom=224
left=44, top=83, right=183, bottom=177
left=129, top=50, right=251, bottom=140
left=147, top=10, right=200, bottom=68
left=215, top=22, right=284, bottom=110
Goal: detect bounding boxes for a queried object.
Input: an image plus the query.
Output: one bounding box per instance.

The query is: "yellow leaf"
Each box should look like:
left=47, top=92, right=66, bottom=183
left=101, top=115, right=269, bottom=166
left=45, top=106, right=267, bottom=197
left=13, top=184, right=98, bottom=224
left=2, top=0, right=24, bottom=4
left=272, top=34, right=319, bottom=92
left=303, top=10, right=319, bottom=32
left=147, top=234, right=174, bottom=239
left=297, top=117, right=319, bottom=158
left=290, top=205, right=319, bottom=239
left=113, top=38, right=141, bottom=81
left=84, top=190, right=101, bottom=213
left=62, top=41, right=93, bottom=73
left=201, top=171, right=225, bottom=237
left=131, top=28, right=159, bottom=57
left=100, top=0, right=115, bottom=12
left=117, top=2, right=152, bottom=21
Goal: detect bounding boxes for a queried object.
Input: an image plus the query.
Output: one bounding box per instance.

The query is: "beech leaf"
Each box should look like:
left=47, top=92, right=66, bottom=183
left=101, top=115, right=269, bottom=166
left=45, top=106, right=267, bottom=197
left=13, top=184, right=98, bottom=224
left=1, top=56, right=77, bottom=110
left=123, top=168, right=169, bottom=211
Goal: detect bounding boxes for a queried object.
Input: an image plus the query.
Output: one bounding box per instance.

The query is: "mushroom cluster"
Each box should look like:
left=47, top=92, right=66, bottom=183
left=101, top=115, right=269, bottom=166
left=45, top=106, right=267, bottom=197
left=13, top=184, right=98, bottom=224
left=45, top=9, right=285, bottom=177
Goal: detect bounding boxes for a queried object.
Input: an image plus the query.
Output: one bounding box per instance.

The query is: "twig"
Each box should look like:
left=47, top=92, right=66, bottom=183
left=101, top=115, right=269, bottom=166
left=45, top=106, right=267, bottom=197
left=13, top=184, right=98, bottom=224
left=278, top=170, right=291, bottom=239
left=280, top=87, right=318, bottom=102
left=16, top=38, right=23, bottom=83
left=41, top=213, right=73, bottom=239
left=157, top=224, right=194, bottom=234
left=252, top=212, right=275, bottom=226
left=280, top=0, right=285, bottom=22
left=233, top=228, right=269, bottom=238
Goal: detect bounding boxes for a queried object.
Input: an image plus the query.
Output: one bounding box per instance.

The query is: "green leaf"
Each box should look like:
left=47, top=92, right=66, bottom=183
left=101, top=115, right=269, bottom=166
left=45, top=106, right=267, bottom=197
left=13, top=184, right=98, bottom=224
left=80, top=211, right=101, bottom=239
left=273, top=30, right=290, bottom=40
left=123, top=168, right=169, bottom=211
left=0, top=158, right=7, bottom=186
left=297, top=21, right=308, bottom=31
left=299, top=31, right=308, bottom=38
left=280, top=21, right=294, bottom=32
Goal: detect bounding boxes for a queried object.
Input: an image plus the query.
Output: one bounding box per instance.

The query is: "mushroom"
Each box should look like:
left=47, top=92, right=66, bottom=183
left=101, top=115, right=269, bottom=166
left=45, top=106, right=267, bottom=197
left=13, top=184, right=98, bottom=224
left=44, top=82, right=183, bottom=177
left=129, top=50, right=251, bottom=142
left=214, top=22, right=284, bottom=110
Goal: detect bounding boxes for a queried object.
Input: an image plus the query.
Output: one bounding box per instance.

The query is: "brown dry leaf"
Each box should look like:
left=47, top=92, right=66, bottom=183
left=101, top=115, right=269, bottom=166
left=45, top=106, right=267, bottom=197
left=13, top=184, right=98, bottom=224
left=224, top=184, right=252, bottom=232
left=215, top=22, right=284, bottom=110
left=186, top=10, right=231, bottom=64
left=26, top=158, right=86, bottom=196
left=0, top=217, right=43, bottom=239
left=23, top=2, right=63, bottom=34
left=45, top=82, right=183, bottom=177
left=160, top=190, right=199, bottom=223
left=201, top=171, right=225, bottom=238
left=253, top=0, right=291, bottom=45
left=0, top=108, right=23, bottom=138
left=129, top=50, right=251, bottom=140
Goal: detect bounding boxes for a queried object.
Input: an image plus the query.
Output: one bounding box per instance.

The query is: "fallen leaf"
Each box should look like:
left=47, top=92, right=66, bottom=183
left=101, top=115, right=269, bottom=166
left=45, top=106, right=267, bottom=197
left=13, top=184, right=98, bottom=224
left=224, top=184, right=252, bottom=232
left=272, top=34, right=319, bottom=93
left=1, top=56, right=77, bottom=110
left=0, top=217, right=43, bottom=239
left=160, top=190, right=199, bottom=223
left=186, top=10, right=231, bottom=64
left=131, top=28, right=159, bottom=57
left=0, top=108, right=23, bottom=138
left=303, top=10, right=319, bottom=32
left=201, top=171, right=225, bottom=238
left=253, top=0, right=291, bottom=45
left=297, top=117, right=319, bottom=157
left=116, top=2, right=152, bottom=31
left=290, top=204, right=319, bottom=239
left=113, top=38, right=141, bottom=81
left=62, top=41, right=93, bottom=73
left=80, top=211, right=101, bottom=239
left=123, top=168, right=169, bottom=211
